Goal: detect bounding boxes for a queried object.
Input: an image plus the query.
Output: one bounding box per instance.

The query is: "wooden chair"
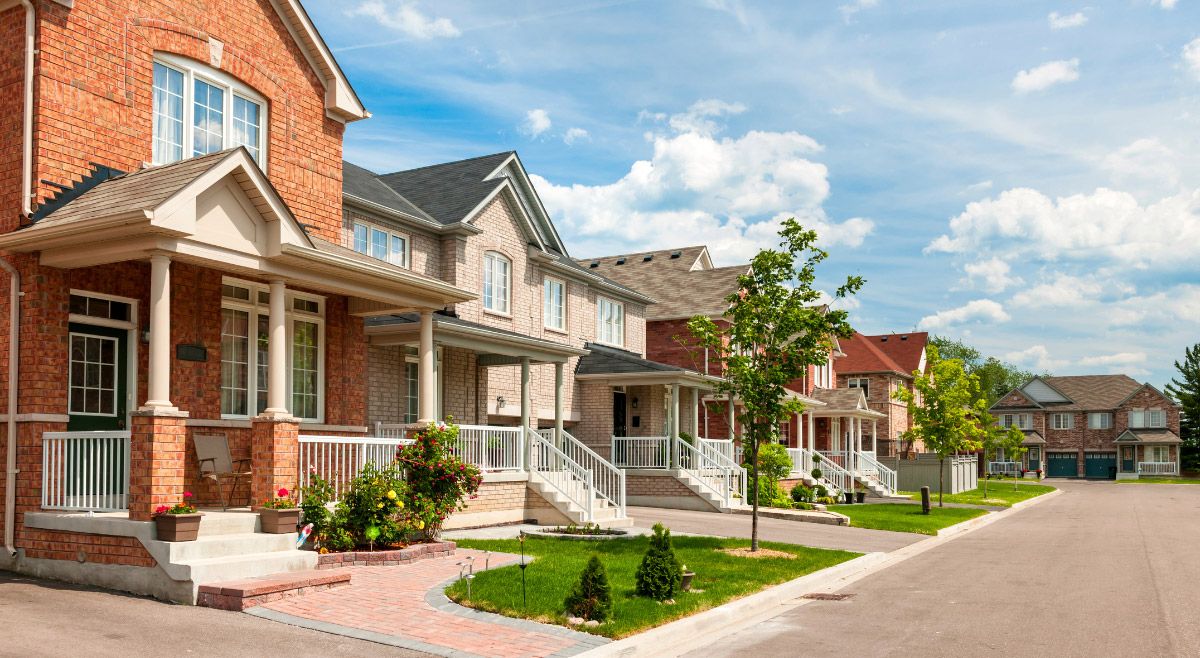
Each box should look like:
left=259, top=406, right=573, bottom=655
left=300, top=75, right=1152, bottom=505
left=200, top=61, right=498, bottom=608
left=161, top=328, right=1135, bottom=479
left=193, top=434, right=251, bottom=510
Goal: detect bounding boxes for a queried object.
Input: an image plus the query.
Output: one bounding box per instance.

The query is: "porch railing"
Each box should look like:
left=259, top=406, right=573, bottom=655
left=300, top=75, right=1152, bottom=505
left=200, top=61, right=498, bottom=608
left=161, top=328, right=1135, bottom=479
left=697, top=438, right=735, bottom=463
left=989, top=461, right=1022, bottom=476
left=809, top=450, right=852, bottom=497
left=676, top=437, right=747, bottom=507
left=853, top=450, right=898, bottom=496
left=1138, top=461, right=1177, bottom=476
left=299, top=435, right=413, bottom=501
left=42, top=431, right=131, bottom=512
left=539, top=428, right=625, bottom=518
left=611, top=436, right=670, bottom=469
left=527, top=427, right=596, bottom=522
left=453, top=425, right=524, bottom=472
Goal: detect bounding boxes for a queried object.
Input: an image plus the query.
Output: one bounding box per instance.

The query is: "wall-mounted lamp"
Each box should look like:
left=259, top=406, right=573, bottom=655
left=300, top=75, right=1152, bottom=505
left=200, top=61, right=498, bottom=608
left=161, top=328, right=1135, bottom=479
left=631, top=396, right=639, bottom=409
left=496, top=395, right=506, bottom=410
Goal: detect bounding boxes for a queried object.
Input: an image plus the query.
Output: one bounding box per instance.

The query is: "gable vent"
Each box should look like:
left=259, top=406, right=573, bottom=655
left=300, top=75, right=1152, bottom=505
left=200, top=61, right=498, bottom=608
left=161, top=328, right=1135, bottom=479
left=643, top=254, right=653, bottom=262
left=880, top=337, right=888, bottom=342
left=589, top=261, right=600, bottom=268
left=900, top=335, right=908, bottom=340
left=670, top=250, right=682, bottom=259
left=616, top=257, right=626, bottom=265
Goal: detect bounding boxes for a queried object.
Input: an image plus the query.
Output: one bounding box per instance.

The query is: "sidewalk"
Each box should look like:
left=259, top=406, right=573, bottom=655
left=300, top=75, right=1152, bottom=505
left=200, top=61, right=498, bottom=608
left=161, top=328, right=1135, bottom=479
left=248, top=550, right=608, bottom=658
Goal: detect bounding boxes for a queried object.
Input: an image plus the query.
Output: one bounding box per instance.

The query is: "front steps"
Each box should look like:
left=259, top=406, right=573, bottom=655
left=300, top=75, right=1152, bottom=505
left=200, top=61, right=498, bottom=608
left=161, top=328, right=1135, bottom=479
left=675, top=470, right=745, bottom=513
left=527, top=474, right=633, bottom=528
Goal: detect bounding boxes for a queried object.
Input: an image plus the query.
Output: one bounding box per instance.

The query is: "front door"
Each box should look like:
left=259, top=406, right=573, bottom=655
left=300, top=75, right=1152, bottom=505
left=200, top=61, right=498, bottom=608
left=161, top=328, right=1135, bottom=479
left=612, top=390, right=627, bottom=437
left=67, top=323, right=129, bottom=431
left=1028, top=446, right=1041, bottom=471
left=1121, top=446, right=1135, bottom=473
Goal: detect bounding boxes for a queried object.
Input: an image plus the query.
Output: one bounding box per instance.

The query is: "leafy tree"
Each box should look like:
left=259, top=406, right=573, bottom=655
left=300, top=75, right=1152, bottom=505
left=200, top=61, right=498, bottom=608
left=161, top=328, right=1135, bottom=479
left=894, top=345, right=988, bottom=506
left=1165, top=343, right=1200, bottom=471
left=745, top=443, right=793, bottom=508
left=998, top=423, right=1028, bottom=492
left=978, top=410, right=1026, bottom=497
left=688, top=219, right=862, bottom=550
left=930, top=336, right=1040, bottom=406
left=565, top=555, right=613, bottom=622
left=635, top=524, right=682, bottom=601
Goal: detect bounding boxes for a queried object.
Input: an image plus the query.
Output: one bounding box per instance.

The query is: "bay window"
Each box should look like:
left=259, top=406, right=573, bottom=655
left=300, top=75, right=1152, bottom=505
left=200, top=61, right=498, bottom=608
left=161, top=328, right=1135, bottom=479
left=597, top=296, right=624, bottom=346
left=483, top=252, right=511, bottom=314
left=544, top=277, right=565, bottom=331
left=152, top=55, right=267, bottom=167
left=351, top=220, right=409, bottom=267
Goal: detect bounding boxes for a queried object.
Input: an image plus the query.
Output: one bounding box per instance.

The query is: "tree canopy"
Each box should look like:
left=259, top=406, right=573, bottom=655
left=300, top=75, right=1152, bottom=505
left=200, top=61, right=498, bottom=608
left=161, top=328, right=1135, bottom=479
left=1165, top=343, right=1200, bottom=471
left=930, top=336, right=1043, bottom=406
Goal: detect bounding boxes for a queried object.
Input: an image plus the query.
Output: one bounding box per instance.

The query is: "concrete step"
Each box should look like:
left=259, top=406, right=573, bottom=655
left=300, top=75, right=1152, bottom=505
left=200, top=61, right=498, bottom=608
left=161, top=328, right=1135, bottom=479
left=166, top=532, right=297, bottom=562
left=182, top=550, right=317, bottom=585
left=195, top=511, right=261, bottom=537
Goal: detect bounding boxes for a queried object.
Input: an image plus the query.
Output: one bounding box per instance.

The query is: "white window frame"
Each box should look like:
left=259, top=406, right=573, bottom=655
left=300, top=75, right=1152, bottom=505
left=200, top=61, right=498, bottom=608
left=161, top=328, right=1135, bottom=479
left=1001, top=413, right=1031, bottom=430
left=152, top=54, right=269, bottom=168
left=1088, top=412, right=1113, bottom=430
left=1051, top=413, right=1074, bottom=430
left=220, top=277, right=324, bottom=422
left=848, top=377, right=870, bottom=399
left=482, top=251, right=512, bottom=316
left=1146, top=445, right=1169, bottom=463
left=543, top=276, right=566, bottom=332
left=596, top=296, right=625, bottom=347
left=1130, top=408, right=1165, bottom=429
left=67, top=290, right=139, bottom=426
left=351, top=218, right=410, bottom=268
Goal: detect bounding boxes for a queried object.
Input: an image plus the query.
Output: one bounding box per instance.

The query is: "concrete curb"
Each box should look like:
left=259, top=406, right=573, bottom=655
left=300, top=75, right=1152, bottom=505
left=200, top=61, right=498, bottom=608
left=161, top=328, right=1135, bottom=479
left=731, top=507, right=849, bottom=526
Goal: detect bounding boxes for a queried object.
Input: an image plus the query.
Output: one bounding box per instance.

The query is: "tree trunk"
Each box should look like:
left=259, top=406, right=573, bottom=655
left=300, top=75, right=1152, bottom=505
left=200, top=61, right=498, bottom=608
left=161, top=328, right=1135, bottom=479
left=983, top=466, right=988, bottom=498
left=938, top=456, right=945, bottom=507
left=750, top=437, right=759, bottom=552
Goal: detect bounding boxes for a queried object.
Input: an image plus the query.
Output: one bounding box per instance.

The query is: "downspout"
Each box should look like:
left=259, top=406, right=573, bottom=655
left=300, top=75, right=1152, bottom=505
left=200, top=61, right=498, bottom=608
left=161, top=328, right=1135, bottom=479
left=4, top=0, right=35, bottom=557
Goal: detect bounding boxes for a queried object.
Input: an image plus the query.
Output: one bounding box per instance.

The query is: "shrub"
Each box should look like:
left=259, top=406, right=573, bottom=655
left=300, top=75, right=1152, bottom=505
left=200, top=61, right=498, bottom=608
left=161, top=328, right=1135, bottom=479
left=398, top=420, right=483, bottom=540
left=299, top=470, right=336, bottom=538
left=811, top=467, right=823, bottom=481
left=564, top=555, right=613, bottom=622
left=635, top=524, right=682, bottom=601
left=813, top=484, right=828, bottom=499
left=749, top=478, right=789, bottom=508
left=790, top=483, right=812, bottom=504
left=745, top=443, right=793, bottom=482
left=342, top=461, right=409, bottom=547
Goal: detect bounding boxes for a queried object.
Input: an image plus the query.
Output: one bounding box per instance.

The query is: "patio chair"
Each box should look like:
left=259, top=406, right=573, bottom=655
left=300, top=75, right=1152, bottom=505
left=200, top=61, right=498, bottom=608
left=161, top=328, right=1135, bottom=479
left=193, top=434, right=252, bottom=510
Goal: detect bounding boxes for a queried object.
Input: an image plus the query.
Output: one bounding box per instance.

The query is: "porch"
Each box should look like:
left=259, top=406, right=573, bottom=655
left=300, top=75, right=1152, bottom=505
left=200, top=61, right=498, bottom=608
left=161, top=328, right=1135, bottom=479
left=1115, top=429, right=1182, bottom=479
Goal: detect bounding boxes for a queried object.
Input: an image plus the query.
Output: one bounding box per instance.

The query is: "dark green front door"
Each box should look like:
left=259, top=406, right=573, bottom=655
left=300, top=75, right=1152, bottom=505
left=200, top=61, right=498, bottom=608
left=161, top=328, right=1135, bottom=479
left=1028, top=447, right=1041, bottom=471
left=67, top=323, right=128, bottom=431
left=1046, top=452, right=1077, bottom=477
left=1121, top=446, right=1135, bottom=473
left=1085, top=452, right=1117, bottom=479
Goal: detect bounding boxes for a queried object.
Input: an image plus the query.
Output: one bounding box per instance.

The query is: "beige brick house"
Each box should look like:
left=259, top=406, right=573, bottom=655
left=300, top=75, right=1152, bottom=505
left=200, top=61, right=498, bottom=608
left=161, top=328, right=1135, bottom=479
left=989, top=375, right=1182, bottom=479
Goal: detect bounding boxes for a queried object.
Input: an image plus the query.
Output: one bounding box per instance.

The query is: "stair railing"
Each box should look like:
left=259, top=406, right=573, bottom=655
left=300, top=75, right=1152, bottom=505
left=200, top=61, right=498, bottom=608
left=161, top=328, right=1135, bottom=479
left=539, top=428, right=625, bottom=518
left=526, top=427, right=594, bottom=522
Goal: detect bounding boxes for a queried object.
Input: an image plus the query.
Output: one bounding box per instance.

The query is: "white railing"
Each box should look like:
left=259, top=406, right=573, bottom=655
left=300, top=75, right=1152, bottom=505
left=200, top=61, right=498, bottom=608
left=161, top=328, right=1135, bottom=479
left=539, top=429, right=625, bottom=517
left=787, top=447, right=814, bottom=480
left=42, top=431, right=131, bottom=512
left=373, top=422, right=411, bottom=440
left=1138, top=461, right=1177, bottom=475
left=853, top=450, right=897, bottom=496
left=697, top=438, right=735, bottom=463
left=989, top=461, right=1022, bottom=476
left=299, top=435, right=413, bottom=501
left=611, top=436, right=670, bottom=469
left=676, top=437, right=746, bottom=507
left=818, top=450, right=851, bottom=470
left=528, top=428, right=595, bottom=522
left=454, top=425, right=524, bottom=472
left=809, top=451, right=852, bottom=497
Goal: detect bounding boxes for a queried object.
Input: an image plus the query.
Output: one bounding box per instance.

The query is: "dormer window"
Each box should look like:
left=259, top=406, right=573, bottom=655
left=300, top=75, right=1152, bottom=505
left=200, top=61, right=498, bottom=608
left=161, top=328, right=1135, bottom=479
left=152, top=55, right=267, bottom=168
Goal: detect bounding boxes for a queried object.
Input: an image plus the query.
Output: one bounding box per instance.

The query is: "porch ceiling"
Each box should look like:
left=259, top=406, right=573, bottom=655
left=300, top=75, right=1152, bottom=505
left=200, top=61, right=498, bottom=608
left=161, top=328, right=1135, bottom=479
left=365, top=313, right=587, bottom=364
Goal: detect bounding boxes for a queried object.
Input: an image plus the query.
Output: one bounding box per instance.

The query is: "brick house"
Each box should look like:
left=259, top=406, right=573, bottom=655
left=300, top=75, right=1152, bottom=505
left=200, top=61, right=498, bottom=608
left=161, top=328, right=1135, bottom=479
left=989, top=375, right=1182, bottom=479
left=836, top=331, right=928, bottom=457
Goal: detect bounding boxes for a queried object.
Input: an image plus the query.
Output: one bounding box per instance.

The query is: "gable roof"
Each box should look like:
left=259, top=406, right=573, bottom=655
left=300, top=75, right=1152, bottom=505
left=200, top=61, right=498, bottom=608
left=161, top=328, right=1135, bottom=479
left=990, top=374, right=1165, bottom=412
left=837, top=332, right=909, bottom=377
left=810, top=387, right=876, bottom=414
left=377, top=152, right=514, bottom=228
left=272, top=0, right=368, bottom=121
left=575, top=343, right=716, bottom=387
left=1114, top=429, right=1182, bottom=444
left=581, top=246, right=712, bottom=275
left=342, top=161, right=435, bottom=224
left=577, top=246, right=744, bottom=320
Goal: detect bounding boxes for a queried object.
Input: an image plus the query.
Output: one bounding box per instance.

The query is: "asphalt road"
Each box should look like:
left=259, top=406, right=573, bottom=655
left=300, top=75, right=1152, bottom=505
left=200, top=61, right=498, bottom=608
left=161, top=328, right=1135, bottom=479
left=694, top=480, right=1200, bottom=657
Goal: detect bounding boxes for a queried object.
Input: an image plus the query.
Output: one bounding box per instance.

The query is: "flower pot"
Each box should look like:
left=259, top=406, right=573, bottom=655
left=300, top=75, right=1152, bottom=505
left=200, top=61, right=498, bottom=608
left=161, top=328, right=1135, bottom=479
left=154, top=512, right=203, bottom=542
left=681, top=571, right=696, bottom=592
left=843, top=492, right=854, bottom=504
left=258, top=508, right=302, bottom=534
left=855, top=491, right=866, bottom=504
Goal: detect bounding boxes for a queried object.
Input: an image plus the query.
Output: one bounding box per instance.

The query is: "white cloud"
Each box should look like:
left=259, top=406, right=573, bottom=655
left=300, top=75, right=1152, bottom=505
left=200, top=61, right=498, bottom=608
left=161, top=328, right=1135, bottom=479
left=1011, top=58, right=1080, bottom=93
left=346, top=1, right=460, bottom=40
left=962, top=258, right=1021, bottom=293
left=839, top=0, right=879, bottom=24
left=563, top=127, right=590, bottom=145
left=521, top=109, right=552, bottom=137
left=1102, top=138, right=1180, bottom=190
left=926, top=187, right=1200, bottom=270
left=1009, top=273, right=1111, bottom=308
left=962, top=179, right=994, bottom=195
left=1154, top=0, right=1178, bottom=9
left=1004, top=345, right=1069, bottom=372
left=666, top=99, right=747, bottom=136
left=1048, top=11, right=1087, bottom=29
left=917, top=299, right=1010, bottom=330
left=1078, top=352, right=1147, bottom=367
left=1183, top=38, right=1200, bottom=80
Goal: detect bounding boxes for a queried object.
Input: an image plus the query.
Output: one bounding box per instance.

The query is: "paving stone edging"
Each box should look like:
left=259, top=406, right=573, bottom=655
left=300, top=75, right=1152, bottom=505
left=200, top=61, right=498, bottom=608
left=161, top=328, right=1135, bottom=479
left=315, top=541, right=457, bottom=569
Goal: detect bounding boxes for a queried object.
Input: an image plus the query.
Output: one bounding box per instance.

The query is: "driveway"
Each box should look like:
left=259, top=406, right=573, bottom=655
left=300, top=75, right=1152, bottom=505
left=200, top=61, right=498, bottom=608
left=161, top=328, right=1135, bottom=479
left=695, top=480, right=1200, bottom=657
left=628, top=506, right=925, bottom=554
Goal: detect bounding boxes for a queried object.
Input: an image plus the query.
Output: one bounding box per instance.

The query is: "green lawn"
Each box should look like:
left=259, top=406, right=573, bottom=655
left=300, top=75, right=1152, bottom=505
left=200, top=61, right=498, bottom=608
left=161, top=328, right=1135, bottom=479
left=1116, top=477, right=1200, bottom=485
left=828, top=503, right=987, bottom=535
left=901, top=483, right=1056, bottom=508
left=447, top=534, right=858, bottom=639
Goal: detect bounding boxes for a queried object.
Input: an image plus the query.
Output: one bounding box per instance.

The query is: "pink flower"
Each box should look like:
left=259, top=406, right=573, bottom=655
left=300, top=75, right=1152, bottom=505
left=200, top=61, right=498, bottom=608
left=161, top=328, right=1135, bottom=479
left=183, top=491, right=193, bottom=499
left=277, top=487, right=289, bottom=497
left=155, top=505, right=169, bottom=514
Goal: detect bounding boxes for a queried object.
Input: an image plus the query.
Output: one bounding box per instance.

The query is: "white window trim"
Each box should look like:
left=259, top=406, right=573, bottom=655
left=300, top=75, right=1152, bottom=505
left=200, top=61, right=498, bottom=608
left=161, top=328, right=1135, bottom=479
left=1051, top=413, right=1073, bottom=430
left=351, top=218, right=410, bottom=268
left=220, top=277, right=324, bottom=422
left=482, top=251, right=512, bottom=317
left=67, top=332, right=120, bottom=418
left=1001, top=413, right=1031, bottom=430
left=543, top=276, right=567, bottom=333
left=848, top=377, right=870, bottom=399
left=595, top=295, right=625, bottom=347
left=153, top=53, right=269, bottom=169
left=1088, top=412, right=1113, bottom=430
left=67, top=290, right=139, bottom=426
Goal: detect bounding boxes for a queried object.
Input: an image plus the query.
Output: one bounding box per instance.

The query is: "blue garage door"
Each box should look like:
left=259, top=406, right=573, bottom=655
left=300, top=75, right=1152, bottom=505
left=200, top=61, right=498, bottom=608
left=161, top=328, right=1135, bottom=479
left=1085, top=452, right=1117, bottom=479
left=1046, top=452, right=1077, bottom=477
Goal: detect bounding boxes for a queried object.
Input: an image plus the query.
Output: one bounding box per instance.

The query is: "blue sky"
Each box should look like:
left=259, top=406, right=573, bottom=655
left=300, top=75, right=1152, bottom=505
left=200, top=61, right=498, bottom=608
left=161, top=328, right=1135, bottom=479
left=307, top=0, right=1200, bottom=389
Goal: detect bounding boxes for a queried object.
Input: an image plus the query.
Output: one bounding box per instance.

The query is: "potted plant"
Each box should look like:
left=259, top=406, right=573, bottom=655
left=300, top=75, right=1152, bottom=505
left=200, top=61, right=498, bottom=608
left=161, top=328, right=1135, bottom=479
left=258, top=487, right=301, bottom=534
left=153, top=492, right=201, bottom=542
left=855, top=481, right=866, bottom=504
left=843, top=489, right=854, bottom=504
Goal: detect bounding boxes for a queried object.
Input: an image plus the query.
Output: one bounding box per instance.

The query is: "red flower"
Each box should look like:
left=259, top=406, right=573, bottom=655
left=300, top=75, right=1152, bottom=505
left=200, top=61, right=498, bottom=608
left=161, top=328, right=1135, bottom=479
left=183, top=491, right=193, bottom=498
left=277, top=487, right=289, bottom=497
left=155, top=505, right=169, bottom=514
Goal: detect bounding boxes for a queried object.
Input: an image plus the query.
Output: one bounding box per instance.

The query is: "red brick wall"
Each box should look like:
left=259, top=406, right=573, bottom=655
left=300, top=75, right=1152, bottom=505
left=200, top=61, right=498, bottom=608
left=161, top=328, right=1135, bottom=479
left=21, top=529, right=155, bottom=567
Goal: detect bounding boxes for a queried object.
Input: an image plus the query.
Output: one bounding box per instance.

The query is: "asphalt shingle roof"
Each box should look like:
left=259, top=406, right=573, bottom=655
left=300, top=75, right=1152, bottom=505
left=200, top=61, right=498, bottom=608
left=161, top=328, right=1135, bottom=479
left=810, top=387, right=868, bottom=412
left=376, top=152, right=514, bottom=226
left=578, top=247, right=745, bottom=320
left=342, top=161, right=433, bottom=221
left=581, top=246, right=710, bottom=275
left=576, top=343, right=691, bottom=376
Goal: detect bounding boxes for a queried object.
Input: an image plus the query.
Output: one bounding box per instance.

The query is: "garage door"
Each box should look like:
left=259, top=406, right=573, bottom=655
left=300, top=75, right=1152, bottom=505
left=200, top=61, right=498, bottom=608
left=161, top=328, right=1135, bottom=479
left=1046, top=452, right=1078, bottom=477
left=1085, top=452, right=1117, bottom=479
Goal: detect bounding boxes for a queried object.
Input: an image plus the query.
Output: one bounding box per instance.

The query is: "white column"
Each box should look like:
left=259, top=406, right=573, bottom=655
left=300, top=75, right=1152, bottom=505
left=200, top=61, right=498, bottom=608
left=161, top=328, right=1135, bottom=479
left=143, top=254, right=174, bottom=410
left=691, top=387, right=700, bottom=439
left=262, top=279, right=289, bottom=417
left=554, top=362, right=564, bottom=443
left=670, top=384, right=680, bottom=467
left=807, top=412, right=815, bottom=452
left=727, top=397, right=735, bottom=441
left=872, top=419, right=878, bottom=454
left=521, top=357, right=531, bottom=471
left=417, top=310, right=435, bottom=422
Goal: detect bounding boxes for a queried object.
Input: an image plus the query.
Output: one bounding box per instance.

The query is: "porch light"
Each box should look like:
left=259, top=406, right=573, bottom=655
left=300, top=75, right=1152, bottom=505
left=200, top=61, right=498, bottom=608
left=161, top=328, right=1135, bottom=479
left=496, top=395, right=506, bottom=410
left=631, top=397, right=639, bottom=409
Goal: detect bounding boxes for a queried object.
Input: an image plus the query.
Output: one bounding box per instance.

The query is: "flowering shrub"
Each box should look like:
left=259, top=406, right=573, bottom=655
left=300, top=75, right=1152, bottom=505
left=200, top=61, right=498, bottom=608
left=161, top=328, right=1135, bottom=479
left=397, top=420, right=482, bottom=540
left=260, top=487, right=297, bottom=510
left=154, top=491, right=196, bottom=516
left=342, top=461, right=408, bottom=548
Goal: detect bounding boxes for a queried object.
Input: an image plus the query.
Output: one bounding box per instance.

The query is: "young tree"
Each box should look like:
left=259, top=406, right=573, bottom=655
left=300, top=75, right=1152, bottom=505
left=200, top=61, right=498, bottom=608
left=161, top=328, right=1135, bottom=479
left=894, top=345, right=988, bottom=506
left=978, top=410, right=1026, bottom=497
left=998, top=424, right=1028, bottom=493
left=688, top=218, right=863, bottom=550
left=1165, top=343, right=1200, bottom=471
left=930, top=336, right=1040, bottom=406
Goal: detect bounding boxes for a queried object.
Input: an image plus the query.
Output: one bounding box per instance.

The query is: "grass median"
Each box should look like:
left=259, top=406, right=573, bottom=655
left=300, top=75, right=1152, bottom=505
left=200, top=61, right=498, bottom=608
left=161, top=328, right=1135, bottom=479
left=1115, top=477, right=1200, bottom=485
left=900, top=482, right=1056, bottom=508
left=828, top=503, right=987, bottom=535
left=447, top=534, right=858, bottom=639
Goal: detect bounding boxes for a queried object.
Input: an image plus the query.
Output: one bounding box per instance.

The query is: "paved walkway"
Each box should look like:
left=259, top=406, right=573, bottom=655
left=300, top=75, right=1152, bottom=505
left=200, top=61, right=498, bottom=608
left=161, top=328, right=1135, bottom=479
left=695, top=480, right=1200, bottom=656
left=628, top=506, right=925, bottom=553
left=248, top=549, right=607, bottom=658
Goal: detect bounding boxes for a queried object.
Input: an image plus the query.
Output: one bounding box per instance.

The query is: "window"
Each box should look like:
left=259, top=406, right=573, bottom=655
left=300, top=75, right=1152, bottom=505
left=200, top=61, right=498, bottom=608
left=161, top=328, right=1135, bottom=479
left=848, top=377, right=870, bottom=399
left=404, top=360, right=419, bottom=423
left=1051, top=413, right=1074, bottom=430
left=152, top=56, right=267, bottom=167
left=1147, top=446, right=1169, bottom=463
left=778, top=421, right=791, bottom=446
left=68, top=333, right=118, bottom=416
left=1088, top=412, right=1113, bottom=430
left=543, top=277, right=565, bottom=331
left=1000, top=413, right=1031, bottom=430
left=483, top=252, right=511, bottom=315
left=220, top=279, right=323, bottom=420
left=351, top=220, right=409, bottom=267
left=596, top=296, right=625, bottom=346
left=1129, top=409, right=1165, bottom=429
left=69, top=294, right=131, bottom=322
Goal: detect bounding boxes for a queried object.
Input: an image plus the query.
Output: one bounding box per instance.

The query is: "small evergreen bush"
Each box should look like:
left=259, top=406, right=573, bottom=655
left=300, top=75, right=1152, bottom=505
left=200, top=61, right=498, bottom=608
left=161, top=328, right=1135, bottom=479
left=564, top=555, right=613, bottom=622
left=636, top=524, right=682, bottom=601
left=790, top=483, right=812, bottom=503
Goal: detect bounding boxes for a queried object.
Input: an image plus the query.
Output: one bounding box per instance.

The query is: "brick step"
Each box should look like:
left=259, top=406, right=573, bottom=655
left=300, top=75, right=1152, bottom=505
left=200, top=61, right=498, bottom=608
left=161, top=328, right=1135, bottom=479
left=197, top=569, right=351, bottom=611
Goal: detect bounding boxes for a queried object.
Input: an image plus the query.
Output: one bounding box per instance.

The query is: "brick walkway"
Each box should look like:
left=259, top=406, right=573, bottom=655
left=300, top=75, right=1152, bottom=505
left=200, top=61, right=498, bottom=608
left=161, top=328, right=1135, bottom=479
left=247, top=550, right=608, bottom=658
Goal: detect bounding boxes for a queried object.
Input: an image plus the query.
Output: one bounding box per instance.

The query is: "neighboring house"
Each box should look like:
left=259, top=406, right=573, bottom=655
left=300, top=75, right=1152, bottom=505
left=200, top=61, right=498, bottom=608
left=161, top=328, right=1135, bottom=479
left=836, top=331, right=929, bottom=457
left=989, top=375, right=1182, bottom=479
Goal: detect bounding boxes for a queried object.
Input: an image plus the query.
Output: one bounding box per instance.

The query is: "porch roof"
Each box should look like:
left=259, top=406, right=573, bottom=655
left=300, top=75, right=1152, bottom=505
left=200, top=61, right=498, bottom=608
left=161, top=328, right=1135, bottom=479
left=0, top=149, right=474, bottom=313
left=702, top=389, right=827, bottom=409
left=806, top=387, right=887, bottom=419
left=1021, top=430, right=1047, bottom=445
left=1114, top=429, right=1182, bottom=444
left=574, top=343, right=720, bottom=388
left=365, top=312, right=588, bottom=364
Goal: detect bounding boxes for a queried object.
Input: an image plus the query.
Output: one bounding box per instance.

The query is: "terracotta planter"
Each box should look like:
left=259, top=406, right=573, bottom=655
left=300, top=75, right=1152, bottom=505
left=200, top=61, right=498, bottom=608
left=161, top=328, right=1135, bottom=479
left=155, top=512, right=203, bottom=542
left=258, top=508, right=301, bottom=534
left=681, top=571, right=696, bottom=592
